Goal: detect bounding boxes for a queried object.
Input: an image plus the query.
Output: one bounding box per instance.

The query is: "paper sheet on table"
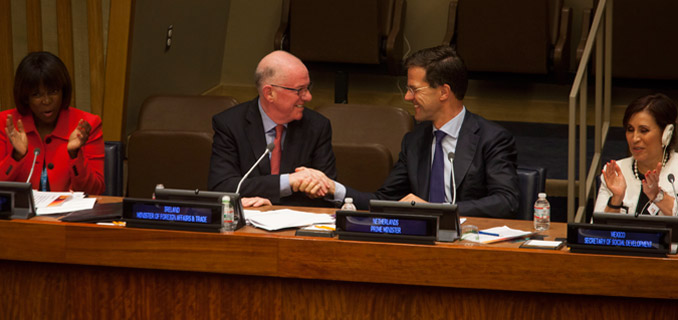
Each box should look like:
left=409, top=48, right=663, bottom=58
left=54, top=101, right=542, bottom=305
left=33, top=191, right=97, bottom=215
left=244, top=209, right=335, bottom=231
left=475, top=225, right=533, bottom=244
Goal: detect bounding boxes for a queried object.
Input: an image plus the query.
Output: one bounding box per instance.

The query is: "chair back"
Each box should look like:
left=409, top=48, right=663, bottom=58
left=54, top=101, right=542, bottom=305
left=452, top=0, right=569, bottom=75
left=103, top=141, right=123, bottom=196
left=126, top=95, right=238, bottom=197
left=611, top=0, right=678, bottom=79
left=275, top=0, right=405, bottom=72
left=127, top=131, right=213, bottom=198
left=334, top=143, right=393, bottom=192
left=315, top=103, right=413, bottom=165
left=516, top=166, right=547, bottom=220
left=138, top=95, right=238, bottom=132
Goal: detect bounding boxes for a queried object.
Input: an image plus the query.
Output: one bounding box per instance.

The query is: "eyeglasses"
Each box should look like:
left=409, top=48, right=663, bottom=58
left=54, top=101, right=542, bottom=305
left=270, top=82, right=313, bottom=97
left=406, top=85, right=430, bottom=95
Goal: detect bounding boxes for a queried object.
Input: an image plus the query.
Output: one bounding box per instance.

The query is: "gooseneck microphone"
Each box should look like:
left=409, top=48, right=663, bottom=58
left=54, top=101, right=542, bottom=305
left=235, top=143, right=275, bottom=194
left=25, top=148, right=41, bottom=183
left=448, top=152, right=456, bottom=205
left=668, top=174, right=677, bottom=216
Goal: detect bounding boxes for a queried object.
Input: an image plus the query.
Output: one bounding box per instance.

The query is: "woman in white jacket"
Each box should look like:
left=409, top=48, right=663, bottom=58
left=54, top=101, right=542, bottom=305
left=595, top=93, right=678, bottom=216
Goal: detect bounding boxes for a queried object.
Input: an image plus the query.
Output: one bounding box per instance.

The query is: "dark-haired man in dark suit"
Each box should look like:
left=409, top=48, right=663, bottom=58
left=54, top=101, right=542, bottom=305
left=208, top=50, right=337, bottom=207
left=298, top=45, right=519, bottom=218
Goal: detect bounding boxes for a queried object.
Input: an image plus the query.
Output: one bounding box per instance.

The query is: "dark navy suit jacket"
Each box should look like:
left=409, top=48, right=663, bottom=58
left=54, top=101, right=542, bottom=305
left=347, top=111, right=519, bottom=218
left=208, top=98, right=337, bottom=207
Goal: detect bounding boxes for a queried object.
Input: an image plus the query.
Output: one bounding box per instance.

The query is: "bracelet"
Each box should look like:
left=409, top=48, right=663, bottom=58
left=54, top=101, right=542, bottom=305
left=653, top=188, right=664, bottom=203
left=607, top=197, right=624, bottom=209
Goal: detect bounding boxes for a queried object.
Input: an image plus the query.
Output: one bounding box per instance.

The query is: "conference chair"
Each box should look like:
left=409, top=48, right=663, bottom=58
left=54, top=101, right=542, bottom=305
left=103, top=141, right=123, bottom=196
left=516, top=166, right=547, bottom=220
left=126, top=95, right=238, bottom=198
left=333, top=142, right=393, bottom=193
left=578, top=0, right=678, bottom=80
left=315, top=103, right=413, bottom=166
left=274, top=0, right=406, bottom=74
left=444, top=0, right=571, bottom=77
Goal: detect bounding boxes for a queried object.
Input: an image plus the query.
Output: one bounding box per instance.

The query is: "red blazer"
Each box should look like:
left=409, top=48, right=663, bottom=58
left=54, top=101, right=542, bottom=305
left=0, top=107, right=105, bottom=195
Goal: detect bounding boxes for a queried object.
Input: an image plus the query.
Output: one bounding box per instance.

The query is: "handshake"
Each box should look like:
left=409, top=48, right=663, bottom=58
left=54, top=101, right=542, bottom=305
left=289, top=166, right=335, bottom=198
left=240, top=167, right=335, bottom=208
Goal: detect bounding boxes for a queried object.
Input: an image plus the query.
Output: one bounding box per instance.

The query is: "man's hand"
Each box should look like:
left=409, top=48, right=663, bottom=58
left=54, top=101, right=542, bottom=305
left=399, top=193, right=427, bottom=204
left=241, top=196, right=272, bottom=208
left=289, top=167, right=335, bottom=198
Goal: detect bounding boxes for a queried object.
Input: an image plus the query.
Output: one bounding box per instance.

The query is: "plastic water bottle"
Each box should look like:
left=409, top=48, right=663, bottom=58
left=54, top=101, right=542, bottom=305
left=221, top=195, right=236, bottom=231
left=341, top=197, right=357, bottom=211
left=533, top=192, right=550, bottom=231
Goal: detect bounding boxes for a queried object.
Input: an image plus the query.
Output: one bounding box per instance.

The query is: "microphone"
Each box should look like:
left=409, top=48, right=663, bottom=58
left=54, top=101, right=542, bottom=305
left=235, top=143, right=275, bottom=194
left=25, top=148, right=41, bottom=183
left=448, top=152, right=456, bottom=205
left=669, top=174, right=677, bottom=216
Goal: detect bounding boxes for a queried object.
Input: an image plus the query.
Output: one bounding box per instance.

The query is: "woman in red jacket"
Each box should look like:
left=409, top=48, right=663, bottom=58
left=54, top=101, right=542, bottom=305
left=0, top=51, right=104, bottom=194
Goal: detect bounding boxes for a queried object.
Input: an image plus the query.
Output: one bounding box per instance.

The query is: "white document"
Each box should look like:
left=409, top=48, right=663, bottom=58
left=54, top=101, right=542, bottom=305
left=475, top=225, right=533, bottom=244
left=33, top=191, right=97, bottom=215
left=245, top=209, right=335, bottom=231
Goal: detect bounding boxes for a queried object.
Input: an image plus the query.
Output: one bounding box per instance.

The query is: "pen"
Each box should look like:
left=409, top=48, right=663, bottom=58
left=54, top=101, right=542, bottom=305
left=479, top=231, right=500, bottom=237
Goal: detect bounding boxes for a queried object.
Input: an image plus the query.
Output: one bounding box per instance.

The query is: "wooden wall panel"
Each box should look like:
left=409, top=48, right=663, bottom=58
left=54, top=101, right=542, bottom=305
left=86, top=0, right=104, bottom=116
left=57, top=0, right=76, bottom=106
left=102, top=0, right=134, bottom=141
left=26, top=0, right=43, bottom=52
left=0, top=0, right=13, bottom=110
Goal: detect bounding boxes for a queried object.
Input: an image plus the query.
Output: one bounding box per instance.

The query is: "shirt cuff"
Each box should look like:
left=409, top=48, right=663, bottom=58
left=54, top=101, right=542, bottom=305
left=280, top=174, right=292, bottom=197
left=327, top=181, right=346, bottom=202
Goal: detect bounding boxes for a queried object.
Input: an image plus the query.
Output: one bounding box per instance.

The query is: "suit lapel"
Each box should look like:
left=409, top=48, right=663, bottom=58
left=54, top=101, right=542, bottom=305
left=454, top=112, right=479, bottom=188
left=417, top=125, right=434, bottom=199
left=245, top=101, right=270, bottom=174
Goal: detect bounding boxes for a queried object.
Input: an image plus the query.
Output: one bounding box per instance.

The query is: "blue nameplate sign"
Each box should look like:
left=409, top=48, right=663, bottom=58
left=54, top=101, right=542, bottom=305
left=335, top=210, right=438, bottom=245
left=567, top=223, right=671, bottom=257
left=123, top=198, right=223, bottom=233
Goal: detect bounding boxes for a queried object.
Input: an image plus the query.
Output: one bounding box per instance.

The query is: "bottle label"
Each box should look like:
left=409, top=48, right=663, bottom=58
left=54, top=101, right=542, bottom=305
left=534, top=207, right=550, bottom=219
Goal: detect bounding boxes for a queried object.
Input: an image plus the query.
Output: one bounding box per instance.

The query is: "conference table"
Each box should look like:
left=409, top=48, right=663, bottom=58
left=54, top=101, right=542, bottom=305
left=1, top=196, right=676, bottom=319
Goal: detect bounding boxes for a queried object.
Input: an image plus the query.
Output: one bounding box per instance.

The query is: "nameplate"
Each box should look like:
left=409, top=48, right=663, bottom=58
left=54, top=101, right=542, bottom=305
left=567, top=223, right=671, bottom=257
left=335, top=210, right=438, bottom=245
left=123, top=198, right=223, bottom=233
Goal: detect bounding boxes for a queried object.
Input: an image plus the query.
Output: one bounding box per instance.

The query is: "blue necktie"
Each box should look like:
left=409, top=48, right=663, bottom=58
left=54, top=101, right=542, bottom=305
left=428, top=130, right=446, bottom=203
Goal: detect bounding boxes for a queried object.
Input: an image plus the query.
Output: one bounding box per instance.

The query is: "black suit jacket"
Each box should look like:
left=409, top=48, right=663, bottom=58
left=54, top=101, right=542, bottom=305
left=348, top=111, right=519, bottom=218
left=208, top=98, right=337, bottom=207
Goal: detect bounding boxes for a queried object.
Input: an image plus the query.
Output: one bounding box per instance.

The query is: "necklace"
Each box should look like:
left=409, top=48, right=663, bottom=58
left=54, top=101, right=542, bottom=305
left=633, top=152, right=670, bottom=180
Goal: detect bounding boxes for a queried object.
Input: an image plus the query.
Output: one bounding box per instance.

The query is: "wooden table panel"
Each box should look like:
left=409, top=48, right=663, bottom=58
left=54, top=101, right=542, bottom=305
left=0, top=220, right=66, bottom=262
left=1, top=201, right=677, bottom=319
left=63, top=225, right=279, bottom=275
left=277, top=234, right=678, bottom=299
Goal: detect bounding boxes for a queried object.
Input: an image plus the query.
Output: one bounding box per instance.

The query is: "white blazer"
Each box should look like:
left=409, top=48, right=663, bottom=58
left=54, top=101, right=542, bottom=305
left=594, top=152, right=678, bottom=215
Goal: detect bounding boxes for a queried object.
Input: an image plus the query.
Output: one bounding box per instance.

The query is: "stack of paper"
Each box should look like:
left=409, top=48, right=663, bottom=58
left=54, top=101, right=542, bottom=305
left=244, top=209, right=335, bottom=231
left=34, top=191, right=97, bottom=215
left=475, top=226, right=533, bottom=244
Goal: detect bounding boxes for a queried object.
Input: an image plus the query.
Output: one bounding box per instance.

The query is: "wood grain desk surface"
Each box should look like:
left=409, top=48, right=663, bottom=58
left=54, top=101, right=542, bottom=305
left=2, top=196, right=677, bottom=300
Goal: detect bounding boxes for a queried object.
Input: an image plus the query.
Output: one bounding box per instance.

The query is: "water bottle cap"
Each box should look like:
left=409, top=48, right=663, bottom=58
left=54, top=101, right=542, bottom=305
left=538, top=193, right=547, bottom=199
left=221, top=195, right=231, bottom=202
left=345, top=197, right=353, bottom=203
